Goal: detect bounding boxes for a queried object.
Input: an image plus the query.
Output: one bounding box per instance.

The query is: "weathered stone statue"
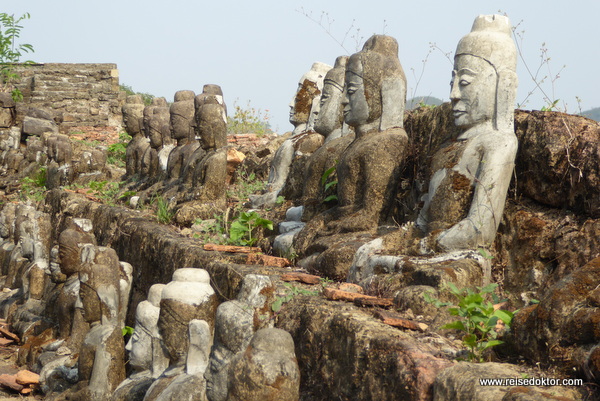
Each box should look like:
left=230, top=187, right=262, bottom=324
left=173, top=93, right=228, bottom=225
left=166, top=90, right=198, bottom=180
left=349, top=15, right=518, bottom=289
left=55, top=228, right=96, bottom=342
left=77, top=255, right=126, bottom=400
left=112, top=284, right=167, bottom=401
left=302, top=55, right=355, bottom=217
left=293, top=35, right=409, bottom=279
left=273, top=56, right=354, bottom=256
left=250, top=62, right=332, bottom=208
left=226, top=328, right=300, bottom=401
left=158, top=268, right=217, bottom=370
left=205, top=274, right=273, bottom=401
left=141, top=269, right=217, bottom=401
left=141, top=98, right=173, bottom=178
left=124, top=95, right=150, bottom=177
left=46, top=133, right=74, bottom=189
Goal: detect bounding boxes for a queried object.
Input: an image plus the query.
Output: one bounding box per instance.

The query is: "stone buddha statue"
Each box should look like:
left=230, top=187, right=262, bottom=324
left=166, top=90, right=198, bottom=180
left=141, top=97, right=172, bottom=178
left=112, top=284, right=167, bottom=401
left=205, top=274, right=274, bottom=401
left=349, top=15, right=519, bottom=293
left=77, top=260, right=126, bottom=400
left=250, top=62, right=332, bottom=208
left=158, top=268, right=218, bottom=371
left=174, top=93, right=228, bottom=225
left=302, top=55, right=355, bottom=218
left=273, top=56, right=354, bottom=256
left=292, top=35, right=409, bottom=279
left=417, top=14, right=518, bottom=253
left=124, top=95, right=150, bottom=177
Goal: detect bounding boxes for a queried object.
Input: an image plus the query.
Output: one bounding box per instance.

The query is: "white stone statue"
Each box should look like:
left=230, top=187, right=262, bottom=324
left=349, top=15, right=518, bottom=284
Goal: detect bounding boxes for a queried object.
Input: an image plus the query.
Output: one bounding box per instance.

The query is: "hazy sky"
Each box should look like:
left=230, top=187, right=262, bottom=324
left=6, top=0, right=600, bottom=132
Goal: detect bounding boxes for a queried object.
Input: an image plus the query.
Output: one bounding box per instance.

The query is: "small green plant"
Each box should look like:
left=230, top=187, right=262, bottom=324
left=229, top=211, right=273, bottom=246
left=153, top=195, right=174, bottom=224
left=0, top=12, right=35, bottom=102
left=541, top=99, right=560, bottom=112
left=321, top=162, right=338, bottom=203
left=271, top=283, right=319, bottom=313
left=275, top=195, right=285, bottom=205
left=122, top=326, right=134, bottom=337
left=227, top=169, right=266, bottom=211
left=19, top=166, right=46, bottom=201
left=424, top=283, right=515, bottom=362
left=227, top=100, right=273, bottom=136
left=107, top=132, right=132, bottom=167
left=193, top=213, right=228, bottom=244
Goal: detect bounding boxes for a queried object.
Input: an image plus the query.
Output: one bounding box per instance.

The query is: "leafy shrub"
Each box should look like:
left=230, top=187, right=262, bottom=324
left=229, top=211, right=273, bottom=246
left=227, top=100, right=273, bottom=136
left=107, top=132, right=132, bottom=167
left=0, top=12, right=35, bottom=101
left=425, top=283, right=515, bottom=362
left=120, top=84, right=154, bottom=106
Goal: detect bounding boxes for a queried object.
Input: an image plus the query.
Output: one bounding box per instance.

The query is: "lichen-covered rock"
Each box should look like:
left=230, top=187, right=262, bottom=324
left=511, top=257, right=600, bottom=379
left=515, top=110, right=600, bottom=217
left=276, top=296, right=452, bottom=401
left=433, top=362, right=582, bottom=401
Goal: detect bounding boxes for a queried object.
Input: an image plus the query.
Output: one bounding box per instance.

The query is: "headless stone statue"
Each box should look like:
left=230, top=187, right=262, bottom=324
left=293, top=35, right=409, bottom=279
left=46, top=133, right=74, bottom=189
left=124, top=95, right=150, bottom=178
left=349, top=15, right=519, bottom=297
left=166, top=90, right=198, bottom=180
left=250, top=62, right=332, bottom=208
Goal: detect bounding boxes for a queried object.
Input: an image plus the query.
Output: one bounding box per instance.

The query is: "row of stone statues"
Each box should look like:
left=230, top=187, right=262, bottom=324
left=0, top=201, right=300, bottom=400
left=122, top=85, right=228, bottom=225
left=260, top=15, right=518, bottom=302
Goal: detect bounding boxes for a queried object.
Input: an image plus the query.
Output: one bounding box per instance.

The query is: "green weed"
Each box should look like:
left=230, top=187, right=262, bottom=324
left=107, top=132, right=132, bottom=167
left=321, top=163, right=338, bottom=203
left=229, top=211, right=273, bottom=246
left=424, top=283, right=515, bottom=362
left=271, top=283, right=319, bottom=313
left=153, top=195, right=174, bottom=224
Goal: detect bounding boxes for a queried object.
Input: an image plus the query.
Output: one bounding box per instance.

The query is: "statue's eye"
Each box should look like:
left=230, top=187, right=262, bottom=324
left=459, top=79, right=471, bottom=86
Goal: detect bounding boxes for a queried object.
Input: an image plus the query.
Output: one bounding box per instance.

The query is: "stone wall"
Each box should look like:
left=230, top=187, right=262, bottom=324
left=11, top=63, right=124, bottom=135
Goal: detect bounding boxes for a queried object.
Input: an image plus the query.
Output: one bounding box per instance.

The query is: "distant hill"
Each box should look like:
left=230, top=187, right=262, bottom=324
left=407, top=96, right=444, bottom=110
left=581, top=107, right=600, bottom=122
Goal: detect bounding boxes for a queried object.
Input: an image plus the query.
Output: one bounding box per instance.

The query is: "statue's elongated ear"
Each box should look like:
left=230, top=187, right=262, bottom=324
left=380, top=76, right=406, bottom=131
left=495, top=70, right=518, bottom=132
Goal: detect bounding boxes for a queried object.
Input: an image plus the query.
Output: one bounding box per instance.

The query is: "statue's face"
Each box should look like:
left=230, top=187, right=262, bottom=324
left=343, top=61, right=369, bottom=127
left=126, top=317, right=153, bottom=371
left=314, top=78, right=344, bottom=135
left=289, top=75, right=320, bottom=126
left=450, top=55, right=497, bottom=129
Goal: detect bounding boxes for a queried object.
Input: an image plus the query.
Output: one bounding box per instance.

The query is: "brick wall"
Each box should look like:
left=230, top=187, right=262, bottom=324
left=12, top=63, right=124, bottom=136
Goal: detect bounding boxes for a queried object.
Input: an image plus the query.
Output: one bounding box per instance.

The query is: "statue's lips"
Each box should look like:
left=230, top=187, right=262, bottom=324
left=453, top=110, right=466, bottom=118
